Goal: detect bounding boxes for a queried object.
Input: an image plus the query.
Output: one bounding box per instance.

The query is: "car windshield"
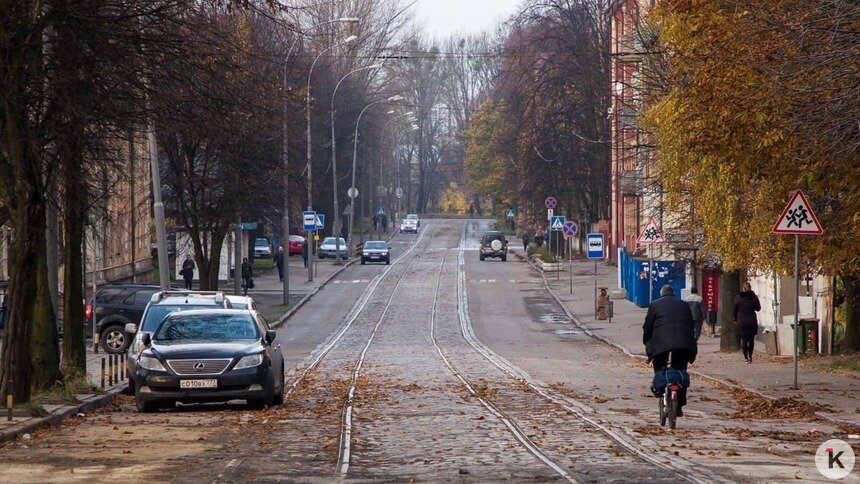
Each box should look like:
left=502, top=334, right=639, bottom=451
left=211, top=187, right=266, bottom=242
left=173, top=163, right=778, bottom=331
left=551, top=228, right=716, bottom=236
left=322, top=238, right=346, bottom=245
left=154, top=314, right=259, bottom=342
left=230, top=302, right=248, bottom=309
left=364, top=242, right=386, bottom=250
left=402, top=219, right=416, bottom=225
left=406, top=214, right=418, bottom=219
left=141, top=304, right=217, bottom=332
left=255, top=239, right=268, bottom=247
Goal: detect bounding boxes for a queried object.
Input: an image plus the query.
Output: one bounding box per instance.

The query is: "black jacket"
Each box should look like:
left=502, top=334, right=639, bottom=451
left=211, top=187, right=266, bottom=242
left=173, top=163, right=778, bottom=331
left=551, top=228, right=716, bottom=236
left=643, top=295, right=697, bottom=362
left=241, top=262, right=252, bottom=280
left=733, top=291, right=761, bottom=337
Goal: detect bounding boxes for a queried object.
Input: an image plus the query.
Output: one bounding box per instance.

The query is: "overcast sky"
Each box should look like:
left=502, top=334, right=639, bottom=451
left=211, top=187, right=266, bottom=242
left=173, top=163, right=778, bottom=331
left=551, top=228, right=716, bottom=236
left=413, top=0, right=521, bottom=39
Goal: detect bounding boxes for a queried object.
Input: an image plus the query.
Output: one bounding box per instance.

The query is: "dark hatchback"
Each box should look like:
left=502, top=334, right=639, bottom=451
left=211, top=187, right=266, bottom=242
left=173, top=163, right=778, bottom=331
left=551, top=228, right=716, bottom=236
left=87, top=284, right=161, bottom=354
left=132, top=309, right=285, bottom=412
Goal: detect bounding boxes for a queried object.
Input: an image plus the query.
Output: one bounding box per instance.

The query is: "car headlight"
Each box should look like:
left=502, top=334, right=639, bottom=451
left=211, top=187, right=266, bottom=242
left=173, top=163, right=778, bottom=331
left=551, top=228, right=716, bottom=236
left=234, top=354, right=264, bottom=370
left=138, top=355, right=166, bottom=372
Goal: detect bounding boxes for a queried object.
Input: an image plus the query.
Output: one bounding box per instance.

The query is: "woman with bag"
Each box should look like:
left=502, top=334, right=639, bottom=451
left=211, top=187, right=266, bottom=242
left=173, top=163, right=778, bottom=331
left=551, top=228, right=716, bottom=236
left=241, top=257, right=253, bottom=296
left=733, top=282, right=761, bottom=363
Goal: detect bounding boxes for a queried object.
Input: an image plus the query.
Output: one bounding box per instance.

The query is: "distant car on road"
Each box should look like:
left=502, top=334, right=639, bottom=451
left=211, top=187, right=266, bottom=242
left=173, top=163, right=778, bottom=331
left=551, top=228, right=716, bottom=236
left=225, top=295, right=257, bottom=311
left=86, top=284, right=161, bottom=354
left=254, top=238, right=272, bottom=258
left=131, top=309, right=284, bottom=412
left=400, top=218, right=418, bottom=234
left=406, top=213, right=420, bottom=227
left=318, top=237, right=348, bottom=259
left=361, top=241, right=391, bottom=265
left=287, top=235, right=305, bottom=256
left=479, top=231, right=508, bottom=262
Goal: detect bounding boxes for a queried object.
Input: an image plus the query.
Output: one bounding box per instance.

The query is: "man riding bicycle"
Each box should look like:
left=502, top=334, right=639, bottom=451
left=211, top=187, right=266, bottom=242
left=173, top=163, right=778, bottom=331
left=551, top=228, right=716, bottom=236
left=643, top=285, right=698, bottom=416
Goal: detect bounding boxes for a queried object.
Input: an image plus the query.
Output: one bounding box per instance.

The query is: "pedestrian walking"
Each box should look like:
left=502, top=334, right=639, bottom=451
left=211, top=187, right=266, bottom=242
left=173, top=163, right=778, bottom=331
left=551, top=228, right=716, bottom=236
left=521, top=232, right=530, bottom=251
left=643, top=284, right=697, bottom=416
left=274, top=246, right=285, bottom=282
left=180, top=254, right=195, bottom=290
left=733, top=282, right=761, bottom=363
left=535, top=229, right=544, bottom=247
left=241, top=257, right=253, bottom=295
left=301, top=239, right=309, bottom=268
left=684, top=287, right=705, bottom=340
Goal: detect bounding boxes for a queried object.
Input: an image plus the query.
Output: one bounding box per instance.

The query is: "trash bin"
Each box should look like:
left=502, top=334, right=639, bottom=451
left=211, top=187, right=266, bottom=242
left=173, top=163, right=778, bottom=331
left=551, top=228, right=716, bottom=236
left=801, top=318, right=819, bottom=354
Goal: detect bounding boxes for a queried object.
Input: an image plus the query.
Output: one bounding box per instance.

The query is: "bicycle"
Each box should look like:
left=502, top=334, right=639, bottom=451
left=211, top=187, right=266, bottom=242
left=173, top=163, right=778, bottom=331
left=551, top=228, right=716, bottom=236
left=652, top=364, right=689, bottom=430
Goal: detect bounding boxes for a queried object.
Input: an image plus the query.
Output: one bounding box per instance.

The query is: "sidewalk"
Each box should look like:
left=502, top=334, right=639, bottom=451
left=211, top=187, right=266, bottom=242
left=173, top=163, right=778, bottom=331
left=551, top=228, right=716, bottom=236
left=535, top=256, right=859, bottom=426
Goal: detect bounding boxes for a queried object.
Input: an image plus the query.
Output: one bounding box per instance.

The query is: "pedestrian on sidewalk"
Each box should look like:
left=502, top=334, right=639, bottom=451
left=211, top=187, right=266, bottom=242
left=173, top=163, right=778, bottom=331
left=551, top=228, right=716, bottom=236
left=521, top=232, right=530, bottom=251
left=535, top=229, right=544, bottom=247
left=241, top=257, right=253, bottom=296
left=181, top=254, right=195, bottom=290
left=274, top=246, right=285, bottom=282
left=733, top=282, right=761, bottom=363
left=643, top=284, right=697, bottom=415
left=684, top=287, right=705, bottom=340
left=301, top=239, right=309, bottom=268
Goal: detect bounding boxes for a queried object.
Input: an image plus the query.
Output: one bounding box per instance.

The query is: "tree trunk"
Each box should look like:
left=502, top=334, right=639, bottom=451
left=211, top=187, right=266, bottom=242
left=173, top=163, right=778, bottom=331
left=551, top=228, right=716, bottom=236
left=840, top=274, right=860, bottom=352
left=719, top=269, right=741, bottom=352
left=61, top=147, right=87, bottom=378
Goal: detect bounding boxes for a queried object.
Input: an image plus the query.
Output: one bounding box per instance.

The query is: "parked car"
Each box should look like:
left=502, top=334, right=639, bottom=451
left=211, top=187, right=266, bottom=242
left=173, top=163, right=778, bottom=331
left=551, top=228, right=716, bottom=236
left=86, top=284, right=161, bottom=354
left=131, top=309, right=284, bottom=412
left=400, top=218, right=418, bottom=234
left=225, top=295, right=257, bottom=311
left=287, top=235, right=305, bottom=256
left=361, top=241, right=391, bottom=265
left=125, top=291, right=231, bottom=392
left=406, top=213, right=420, bottom=227
left=254, top=238, right=272, bottom=258
left=318, top=237, right=348, bottom=259
left=479, top=231, right=508, bottom=261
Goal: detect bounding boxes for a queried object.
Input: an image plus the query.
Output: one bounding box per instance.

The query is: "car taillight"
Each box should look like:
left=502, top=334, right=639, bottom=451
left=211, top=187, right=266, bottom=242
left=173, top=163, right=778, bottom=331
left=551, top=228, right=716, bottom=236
left=85, top=304, right=92, bottom=320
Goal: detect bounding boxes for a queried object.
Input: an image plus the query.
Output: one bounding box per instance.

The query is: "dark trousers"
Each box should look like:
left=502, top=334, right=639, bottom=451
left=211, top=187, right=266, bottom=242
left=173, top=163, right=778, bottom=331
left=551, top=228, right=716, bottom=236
left=740, top=336, right=755, bottom=360
left=652, top=350, right=691, bottom=407
left=183, top=277, right=193, bottom=290
left=276, top=263, right=284, bottom=281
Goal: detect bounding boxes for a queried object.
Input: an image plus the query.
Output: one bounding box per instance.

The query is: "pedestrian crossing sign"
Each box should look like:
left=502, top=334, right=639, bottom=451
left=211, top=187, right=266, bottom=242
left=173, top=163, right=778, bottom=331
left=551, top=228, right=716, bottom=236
left=772, top=189, right=823, bottom=235
left=550, top=215, right=566, bottom=231
left=506, top=209, right=515, bottom=218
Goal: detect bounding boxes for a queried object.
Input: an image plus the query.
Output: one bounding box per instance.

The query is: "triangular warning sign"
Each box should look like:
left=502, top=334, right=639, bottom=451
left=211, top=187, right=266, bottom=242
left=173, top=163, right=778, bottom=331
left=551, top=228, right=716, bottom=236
left=550, top=217, right=564, bottom=230
left=637, top=217, right=664, bottom=244
left=772, top=189, right=823, bottom=235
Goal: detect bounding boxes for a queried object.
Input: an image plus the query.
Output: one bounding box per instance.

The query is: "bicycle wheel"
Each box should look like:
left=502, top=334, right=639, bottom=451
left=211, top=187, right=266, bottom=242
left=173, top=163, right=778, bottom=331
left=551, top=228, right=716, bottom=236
left=668, top=398, right=678, bottom=430
left=658, top=394, right=667, bottom=427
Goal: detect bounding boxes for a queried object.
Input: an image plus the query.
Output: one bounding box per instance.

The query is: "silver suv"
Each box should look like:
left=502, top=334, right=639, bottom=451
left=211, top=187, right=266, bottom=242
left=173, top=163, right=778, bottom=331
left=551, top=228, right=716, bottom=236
left=125, top=291, right=230, bottom=394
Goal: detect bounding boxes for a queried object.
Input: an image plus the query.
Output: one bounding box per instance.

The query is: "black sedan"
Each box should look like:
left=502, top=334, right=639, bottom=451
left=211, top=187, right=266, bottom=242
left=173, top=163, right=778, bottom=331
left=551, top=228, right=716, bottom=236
left=361, top=240, right=391, bottom=265
left=132, top=309, right=285, bottom=412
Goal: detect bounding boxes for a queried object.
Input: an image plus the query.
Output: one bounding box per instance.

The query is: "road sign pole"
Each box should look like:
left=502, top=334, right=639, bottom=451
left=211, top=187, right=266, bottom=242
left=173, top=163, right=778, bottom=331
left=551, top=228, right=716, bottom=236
left=793, top=233, right=799, bottom=390
left=648, top=244, right=654, bottom=303
left=569, top=236, right=573, bottom=295
left=307, top=229, right=314, bottom=282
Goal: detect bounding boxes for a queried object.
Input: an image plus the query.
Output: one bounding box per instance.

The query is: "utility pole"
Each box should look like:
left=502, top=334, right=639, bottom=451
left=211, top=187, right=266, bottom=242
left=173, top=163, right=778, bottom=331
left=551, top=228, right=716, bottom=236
left=234, top=215, right=242, bottom=295
left=148, top=125, right=169, bottom=290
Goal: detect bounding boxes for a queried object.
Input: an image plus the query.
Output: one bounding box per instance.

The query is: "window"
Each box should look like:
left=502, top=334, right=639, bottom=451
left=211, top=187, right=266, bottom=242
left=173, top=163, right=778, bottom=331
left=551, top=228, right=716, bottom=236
left=96, top=287, right=127, bottom=304
left=154, top=314, right=259, bottom=341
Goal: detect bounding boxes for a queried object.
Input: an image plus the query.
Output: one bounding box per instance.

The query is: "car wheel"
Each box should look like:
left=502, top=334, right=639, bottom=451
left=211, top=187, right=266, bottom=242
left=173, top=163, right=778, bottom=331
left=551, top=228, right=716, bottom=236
left=273, top=365, right=285, bottom=406
left=479, top=255, right=485, bottom=261
left=135, top=388, right=159, bottom=413
left=361, top=259, right=366, bottom=265
left=385, top=258, right=390, bottom=265
left=502, top=255, right=507, bottom=262
left=124, top=378, right=135, bottom=396
left=100, top=324, right=129, bottom=354
left=249, top=373, right=275, bottom=410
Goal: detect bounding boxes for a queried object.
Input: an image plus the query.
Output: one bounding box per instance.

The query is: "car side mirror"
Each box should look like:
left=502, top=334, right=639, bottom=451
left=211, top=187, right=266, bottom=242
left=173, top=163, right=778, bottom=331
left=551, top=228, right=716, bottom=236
left=265, top=330, right=277, bottom=345
left=125, top=323, right=138, bottom=334
left=141, top=332, right=152, bottom=347
left=388, top=245, right=392, bottom=250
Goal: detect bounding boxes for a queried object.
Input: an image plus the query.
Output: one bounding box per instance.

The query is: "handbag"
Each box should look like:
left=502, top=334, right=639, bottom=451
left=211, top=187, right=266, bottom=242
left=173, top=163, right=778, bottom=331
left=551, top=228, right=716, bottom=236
left=247, top=278, right=255, bottom=289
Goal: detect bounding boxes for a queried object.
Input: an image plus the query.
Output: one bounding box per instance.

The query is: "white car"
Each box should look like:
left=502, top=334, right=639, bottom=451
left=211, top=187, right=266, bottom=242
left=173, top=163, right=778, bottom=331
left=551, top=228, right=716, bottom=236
left=405, top=213, right=420, bottom=227
left=225, top=295, right=258, bottom=311
left=318, top=237, right=348, bottom=259
left=400, top=218, right=418, bottom=234
left=254, top=238, right=272, bottom=258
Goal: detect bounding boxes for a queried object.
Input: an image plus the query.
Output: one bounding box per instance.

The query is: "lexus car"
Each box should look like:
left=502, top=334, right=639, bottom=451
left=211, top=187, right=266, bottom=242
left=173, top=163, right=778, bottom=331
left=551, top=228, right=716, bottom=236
left=132, top=309, right=284, bottom=412
left=479, top=231, right=508, bottom=261
left=361, top=241, right=391, bottom=265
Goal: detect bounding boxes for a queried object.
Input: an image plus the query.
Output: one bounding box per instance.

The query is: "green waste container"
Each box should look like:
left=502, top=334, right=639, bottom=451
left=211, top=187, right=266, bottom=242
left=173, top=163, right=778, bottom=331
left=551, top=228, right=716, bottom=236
left=795, top=319, right=819, bottom=354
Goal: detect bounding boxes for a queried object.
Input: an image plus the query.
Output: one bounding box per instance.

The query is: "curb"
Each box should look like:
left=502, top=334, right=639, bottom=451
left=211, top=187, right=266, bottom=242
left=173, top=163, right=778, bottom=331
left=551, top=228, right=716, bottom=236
left=272, top=258, right=358, bottom=329
left=517, top=252, right=858, bottom=428
left=0, top=385, right=126, bottom=446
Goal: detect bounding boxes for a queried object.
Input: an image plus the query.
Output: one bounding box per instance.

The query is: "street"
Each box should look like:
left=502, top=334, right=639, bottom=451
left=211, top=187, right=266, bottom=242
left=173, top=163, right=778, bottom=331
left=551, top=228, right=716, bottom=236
left=0, top=219, right=853, bottom=483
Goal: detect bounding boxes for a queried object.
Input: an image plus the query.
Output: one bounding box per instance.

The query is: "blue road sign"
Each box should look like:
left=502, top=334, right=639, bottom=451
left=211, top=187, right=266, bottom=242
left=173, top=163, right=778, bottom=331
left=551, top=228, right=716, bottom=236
left=545, top=197, right=557, bottom=209
left=562, top=220, right=578, bottom=237
left=377, top=207, right=385, bottom=215
left=303, top=211, right=317, bottom=231
left=506, top=208, right=515, bottom=218
left=315, top=214, right=325, bottom=230
left=550, top=215, right=566, bottom=231
left=587, top=233, right=605, bottom=259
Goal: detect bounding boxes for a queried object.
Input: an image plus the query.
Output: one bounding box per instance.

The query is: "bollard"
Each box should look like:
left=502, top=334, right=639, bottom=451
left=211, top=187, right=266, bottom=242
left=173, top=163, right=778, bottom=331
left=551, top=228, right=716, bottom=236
left=108, top=355, right=114, bottom=386
left=6, top=380, right=13, bottom=422
left=100, top=358, right=106, bottom=389
left=113, top=354, right=119, bottom=384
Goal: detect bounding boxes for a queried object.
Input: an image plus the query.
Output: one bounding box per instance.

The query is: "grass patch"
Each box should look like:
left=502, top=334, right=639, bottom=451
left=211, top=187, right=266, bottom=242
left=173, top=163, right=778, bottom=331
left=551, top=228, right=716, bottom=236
left=15, top=401, right=49, bottom=418
left=829, top=357, right=860, bottom=372
left=253, top=259, right=274, bottom=271
left=32, top=376, right=102, bottom=406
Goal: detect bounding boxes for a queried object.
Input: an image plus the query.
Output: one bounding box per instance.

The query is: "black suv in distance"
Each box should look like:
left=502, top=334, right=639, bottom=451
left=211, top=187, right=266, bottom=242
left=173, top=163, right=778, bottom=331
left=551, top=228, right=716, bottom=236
left=87, top=284, right=160, bottom=354
left=479, top=231, right=508, bottom=261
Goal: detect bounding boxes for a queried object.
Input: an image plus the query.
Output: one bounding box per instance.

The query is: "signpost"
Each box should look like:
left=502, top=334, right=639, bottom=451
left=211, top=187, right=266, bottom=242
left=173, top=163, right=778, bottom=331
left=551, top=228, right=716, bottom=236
left=587, top=233, right=605, bottom=311
left=545, top=197, right=557, bottom=209
left=561, top=221, right=578, bottom=290
left=506, top=208, right=515, bottom=218
left=315, top=214, right=325, bottom=231
left=772, top=189, right=824, bottom=389
left=303, top=211, right=317, bottom=231
left=303, top=211, right=316, bottom=282
left=347, top=187, right=359, bottom=199
left=637, top=217, right=664, bottom=303
left=550, top=216, right=566, bottom=231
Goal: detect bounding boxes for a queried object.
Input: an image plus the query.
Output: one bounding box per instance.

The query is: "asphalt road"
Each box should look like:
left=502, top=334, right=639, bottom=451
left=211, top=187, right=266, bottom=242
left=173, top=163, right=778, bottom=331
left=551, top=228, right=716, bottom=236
left=0, top=219, right=850, bottom=483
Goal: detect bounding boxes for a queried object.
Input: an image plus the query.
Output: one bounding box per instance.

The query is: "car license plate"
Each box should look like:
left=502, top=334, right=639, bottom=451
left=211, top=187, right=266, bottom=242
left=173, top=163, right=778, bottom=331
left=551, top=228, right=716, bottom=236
left=180, top=379, right=218, bottom=389
left=370, top=255, right=379, bottom=259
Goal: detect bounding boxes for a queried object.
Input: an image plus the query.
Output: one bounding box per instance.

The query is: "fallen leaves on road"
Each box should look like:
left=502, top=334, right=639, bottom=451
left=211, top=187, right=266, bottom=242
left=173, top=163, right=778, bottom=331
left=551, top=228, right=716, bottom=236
left=726, top=388, right=831, bottom=421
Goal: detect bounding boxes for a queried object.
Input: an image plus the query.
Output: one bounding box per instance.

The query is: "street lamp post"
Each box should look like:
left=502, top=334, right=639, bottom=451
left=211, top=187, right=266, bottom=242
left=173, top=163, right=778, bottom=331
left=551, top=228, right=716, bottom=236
left=347, top=95, right=405, bottom=255
left=392, top=124, right=418, bottom=225
left=280, top=17, right=358, bottom=304
left=305, top=34, right=357, bottom=281
left=331, top=63, right=382, bottom=264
